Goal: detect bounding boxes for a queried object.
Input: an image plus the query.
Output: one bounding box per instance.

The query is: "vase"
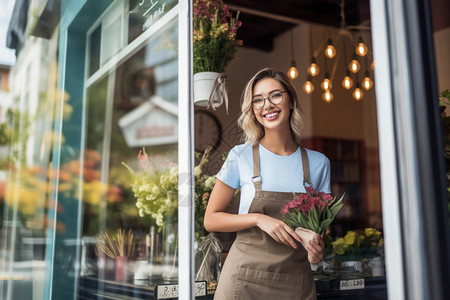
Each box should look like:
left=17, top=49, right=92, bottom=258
left=115, top=256, right=129, bottom=281
left=295, top=227, right=323, bottom=262
left=368, top=256, right=385, bottom=277
left=341, top=260, right=363, bottom=273
left=193, top=72, right=228, bottom=112
left=162, top=217, right=178, bottom=280
left=195, top=233, right=223, bottom=294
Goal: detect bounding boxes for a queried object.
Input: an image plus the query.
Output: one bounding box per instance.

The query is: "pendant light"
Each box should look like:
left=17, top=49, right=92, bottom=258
left=342, top=71, right=353, bottom=89
left=349, top=54, right=360, bottom=73
left=362, top=72, right=373, bottom=90
left=322, top=90, right=334, bottom=103
left=353, top=84, right=364, bottom=101
left=307, top=57, right=319, bottom=77
left=288, top=62, right=299, bottom=80
left=303, top=76, right=314, bottom=94
left=321, top=73, right=332, bottom=90
left=356, top=37, right=368, bottom=57
left=341, top=35, right=353, bottom=90
left=287, top=31, right=299, bottom=80
left=324, top=38, right=336, bottom=59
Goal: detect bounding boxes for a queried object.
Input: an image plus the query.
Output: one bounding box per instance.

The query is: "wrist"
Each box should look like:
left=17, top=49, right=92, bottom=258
left=251, top=213, right=263, bottom=227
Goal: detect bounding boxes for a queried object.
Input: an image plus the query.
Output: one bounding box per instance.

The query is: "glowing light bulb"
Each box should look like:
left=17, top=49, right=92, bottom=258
left=353, top=87, right=364, bottom=101
left=371, top=60, right=375, bottom=70
left=308, top=58, right=319, bottom=77
left=287, top=65, right=299, bottom=80
left=324, top=38, right=336, bottom=59
left=303, top=80, right=314, bottom=94
left=342, top=74, right=353, bottom=90
left=356, top=37, right=368, bottom=57
left=322, top=90, right=334, bottom=103
left=362, top=74, right=373, bottom=90
left=349, top=58, right=360, bottom=73
left=321, top=73, right=332, bottom=90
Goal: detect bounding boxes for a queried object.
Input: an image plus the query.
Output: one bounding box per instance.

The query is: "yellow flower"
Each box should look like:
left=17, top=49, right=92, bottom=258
left=344, top=231, right=356, bottom=245
left=332, top=238, right=348, bottom=255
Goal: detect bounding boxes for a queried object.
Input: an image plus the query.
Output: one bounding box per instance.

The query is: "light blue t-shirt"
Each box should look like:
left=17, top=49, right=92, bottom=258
left=217, top=143, right=331, bottom=214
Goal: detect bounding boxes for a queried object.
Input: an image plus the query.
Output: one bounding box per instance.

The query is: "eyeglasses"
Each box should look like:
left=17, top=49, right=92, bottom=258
left=252, top=90, right=288, bottom=110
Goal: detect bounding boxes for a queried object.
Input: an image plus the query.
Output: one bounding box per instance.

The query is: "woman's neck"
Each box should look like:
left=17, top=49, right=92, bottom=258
left=259, top=133, right=298, bottom=156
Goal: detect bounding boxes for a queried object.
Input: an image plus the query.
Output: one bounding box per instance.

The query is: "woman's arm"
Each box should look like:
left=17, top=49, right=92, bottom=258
left=204, top=179, right=301, bottom=249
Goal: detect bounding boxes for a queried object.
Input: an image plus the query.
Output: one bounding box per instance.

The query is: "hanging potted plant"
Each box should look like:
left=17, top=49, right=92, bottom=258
left=193, top=0, right=242, bottom=112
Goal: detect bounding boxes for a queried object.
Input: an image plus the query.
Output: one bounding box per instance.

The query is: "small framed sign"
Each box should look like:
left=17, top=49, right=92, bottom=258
left=339, top=278, right=365, bottom=290
left=155, top=281, right=207, bottom=299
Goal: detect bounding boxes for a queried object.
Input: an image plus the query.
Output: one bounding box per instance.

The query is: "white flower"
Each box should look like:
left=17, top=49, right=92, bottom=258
left=170, top=166, right=178, bottom=176
left=139, top=184, right=151, bottom=193
left=204, top=176, right=216, bottom=189
left=194, top=166, right=202, bottom=177
left=152, top=186, right=160, bottom=194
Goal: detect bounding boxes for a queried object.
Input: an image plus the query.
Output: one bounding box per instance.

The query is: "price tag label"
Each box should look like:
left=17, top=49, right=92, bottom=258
left=339, top=279, right=365, bottom=290
left=156, top=281, right=207, bottom=299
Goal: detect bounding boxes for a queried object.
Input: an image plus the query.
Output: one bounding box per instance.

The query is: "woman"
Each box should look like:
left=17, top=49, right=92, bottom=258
left=204, top=68, right=331, bottom=299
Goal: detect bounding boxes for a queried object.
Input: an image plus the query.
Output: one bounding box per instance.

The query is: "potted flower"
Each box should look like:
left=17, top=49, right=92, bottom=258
left=95, top=229, right=135, bottom=281
left=122, top=148, right=217, bottom=278
left=193, top=0, right=242, bottom=110
left=281, top=186, right=344, bottom=261
left=330, top=228, right=384, bottom=276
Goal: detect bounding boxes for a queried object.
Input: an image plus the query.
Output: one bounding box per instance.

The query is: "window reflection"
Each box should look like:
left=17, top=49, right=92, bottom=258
left=81, top=18, right=179, bottom=286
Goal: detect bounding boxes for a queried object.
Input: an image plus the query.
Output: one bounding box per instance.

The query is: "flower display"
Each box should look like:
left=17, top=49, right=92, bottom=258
left=122, top=149, right=178, bottom=227
left=193, top=0, right=242, bottom=73
left=331, top=228, right=384, bottom=260
left=123, top=148, right=216, bottom=238
left=281, top=186, right=344, bottom=235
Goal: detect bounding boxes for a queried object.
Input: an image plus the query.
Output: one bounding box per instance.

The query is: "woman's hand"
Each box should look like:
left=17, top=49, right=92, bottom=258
left=256, top=214, right=301, bottom=249
left=307, top=236, right=325, bottom=263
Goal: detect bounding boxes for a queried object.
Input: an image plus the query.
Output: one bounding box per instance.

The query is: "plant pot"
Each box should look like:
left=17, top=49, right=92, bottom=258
left=115, top=256, right=129, bottom=281
left=295, top=227, right=323, bottom=262
left=368, top=256, right=385, bottom=277
left=341, top=260, right=363, bottom=273
left=193, top=72, right=227, bottom=110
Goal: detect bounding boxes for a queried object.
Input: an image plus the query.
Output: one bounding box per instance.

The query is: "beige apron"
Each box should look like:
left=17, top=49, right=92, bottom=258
left=214, top=144, right=317, bottom=300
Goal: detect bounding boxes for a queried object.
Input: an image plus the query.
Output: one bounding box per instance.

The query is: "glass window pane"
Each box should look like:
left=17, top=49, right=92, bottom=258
left=80, top=17, right=179, bottom=295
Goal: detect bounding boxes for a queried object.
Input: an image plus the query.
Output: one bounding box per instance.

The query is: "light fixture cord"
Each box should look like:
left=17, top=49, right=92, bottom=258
left=291, top=30, right=295, bottom=62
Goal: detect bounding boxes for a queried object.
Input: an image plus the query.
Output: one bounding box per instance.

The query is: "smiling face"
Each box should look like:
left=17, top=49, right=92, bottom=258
left=252, top=78, right=293, bottom=133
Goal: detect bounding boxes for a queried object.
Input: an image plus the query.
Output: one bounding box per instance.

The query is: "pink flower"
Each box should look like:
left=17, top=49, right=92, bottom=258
left=287, top=200, right=298, bottom=209
left=319, top=191, right=333, bottom=202
left=315, top=198, right=326, bottom=211
left=305, top=185, right=315, bottom=194
left=281, top=204, right=289, bottom=214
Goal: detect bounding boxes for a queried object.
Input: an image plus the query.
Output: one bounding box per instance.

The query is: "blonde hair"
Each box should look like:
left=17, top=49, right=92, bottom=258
left=237, top=68, right=304, bottom=145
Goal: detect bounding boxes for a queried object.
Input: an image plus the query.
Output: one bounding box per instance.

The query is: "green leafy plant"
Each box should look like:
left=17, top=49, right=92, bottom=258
left=281, top=186, right=344, bottom=235
left=193, top=0, right=242, bottom=73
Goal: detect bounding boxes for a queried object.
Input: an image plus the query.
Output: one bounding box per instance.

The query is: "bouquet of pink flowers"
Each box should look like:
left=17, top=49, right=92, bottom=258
left=281, top=186, right=344, bottom=259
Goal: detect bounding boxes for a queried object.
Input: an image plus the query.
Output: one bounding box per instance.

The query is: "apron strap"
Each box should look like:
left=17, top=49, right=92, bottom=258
left=252, top=144, right=312, bottom=190
left=300, top=147, right=312, bottom=187
left=252, top=144, right=262, bottom=191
